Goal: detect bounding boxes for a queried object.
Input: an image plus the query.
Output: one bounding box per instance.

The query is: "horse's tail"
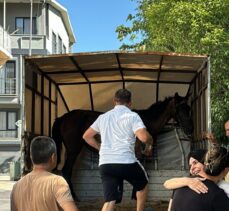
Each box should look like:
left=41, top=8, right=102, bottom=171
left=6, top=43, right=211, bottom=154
left=52, top=117, right=63, bottom=165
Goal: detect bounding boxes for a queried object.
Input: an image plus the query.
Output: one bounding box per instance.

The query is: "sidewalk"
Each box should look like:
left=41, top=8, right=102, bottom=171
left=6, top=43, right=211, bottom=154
left=0, top=175, right=16, bottom=211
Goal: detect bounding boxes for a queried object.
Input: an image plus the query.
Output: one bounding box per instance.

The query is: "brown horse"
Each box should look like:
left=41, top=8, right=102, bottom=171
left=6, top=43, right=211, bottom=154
left=52, top=92, right=193, bottom=199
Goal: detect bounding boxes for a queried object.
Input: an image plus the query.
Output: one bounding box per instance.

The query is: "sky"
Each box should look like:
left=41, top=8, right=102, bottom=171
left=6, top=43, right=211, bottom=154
left=58, top=0, right=138, bottom=53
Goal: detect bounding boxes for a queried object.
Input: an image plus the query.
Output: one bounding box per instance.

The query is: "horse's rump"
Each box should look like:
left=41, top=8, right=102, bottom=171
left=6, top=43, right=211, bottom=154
left=52, top=109, right=102, bottom=166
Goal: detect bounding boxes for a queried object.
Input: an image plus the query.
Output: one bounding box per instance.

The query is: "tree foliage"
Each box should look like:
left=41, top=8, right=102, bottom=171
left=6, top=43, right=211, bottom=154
left=116, top=0, right=229, bottom=143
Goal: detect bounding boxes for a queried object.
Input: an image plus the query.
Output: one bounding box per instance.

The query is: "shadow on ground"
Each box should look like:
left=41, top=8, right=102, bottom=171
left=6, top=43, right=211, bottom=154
left=77, top=199, right=169, bottom=211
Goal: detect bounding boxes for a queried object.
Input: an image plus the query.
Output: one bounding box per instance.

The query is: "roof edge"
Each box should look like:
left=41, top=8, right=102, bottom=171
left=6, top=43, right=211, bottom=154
left=48, top=0, right=76, bottom=44
left=25, top=50, right=209, bottom=59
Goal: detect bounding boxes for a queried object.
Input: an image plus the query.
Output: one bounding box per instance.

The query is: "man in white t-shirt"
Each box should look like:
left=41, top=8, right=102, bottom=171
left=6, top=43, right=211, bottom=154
left=83, top=88, right=153, bottom=211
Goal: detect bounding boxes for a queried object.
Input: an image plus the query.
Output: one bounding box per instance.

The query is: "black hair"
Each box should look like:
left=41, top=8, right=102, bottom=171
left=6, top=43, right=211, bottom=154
left=204, top=145, right=229, bottom=176
left=30, top=136, right=57, bottom=165
left=188, top=149, right=207, bottom=164
left=114, top=89, right=131, bottom=104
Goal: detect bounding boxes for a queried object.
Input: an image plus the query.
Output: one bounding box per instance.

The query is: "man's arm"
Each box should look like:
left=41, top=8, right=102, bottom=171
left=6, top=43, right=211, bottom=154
left=55, top=177, right=79, bottom=211
left=135, top=128, right=153, bottom=144
left=83, top=127, right=100, bottom=151
left=163, top=177, right=208, bottom=194
left=135, top=128, right=153, bottom=156
left=61, top=201, right=79, bottom=211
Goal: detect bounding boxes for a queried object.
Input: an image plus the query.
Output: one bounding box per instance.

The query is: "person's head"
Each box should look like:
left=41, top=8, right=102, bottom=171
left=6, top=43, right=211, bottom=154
left=114, top=89, right=132, bottom=106
left=188, top=149, right=207, bottom=175
left=30, top=136, right=57, bottom=170
left=204, top=145, right=229, bottom=176
left=225, top=120, right=229, bottom=138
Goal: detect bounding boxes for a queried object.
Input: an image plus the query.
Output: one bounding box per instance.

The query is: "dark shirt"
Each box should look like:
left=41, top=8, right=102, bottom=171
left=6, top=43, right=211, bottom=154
left=171, top=179, right=229, bottom=211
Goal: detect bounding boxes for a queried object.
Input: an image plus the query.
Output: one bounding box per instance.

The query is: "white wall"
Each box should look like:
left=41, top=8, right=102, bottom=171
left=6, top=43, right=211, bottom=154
left=0, top=2, right=71, bottom=53
left=46, top=5, right=70, bottom=53
left=0, top=3, right=43, bottom=35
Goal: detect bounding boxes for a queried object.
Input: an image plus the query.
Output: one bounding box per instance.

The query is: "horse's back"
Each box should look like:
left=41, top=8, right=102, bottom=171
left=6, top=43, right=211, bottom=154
left=61, top=109, right=101, bottom=128
left=52, top=109, right=102, bottom=163
left=53, top=109, right=102, bottom=138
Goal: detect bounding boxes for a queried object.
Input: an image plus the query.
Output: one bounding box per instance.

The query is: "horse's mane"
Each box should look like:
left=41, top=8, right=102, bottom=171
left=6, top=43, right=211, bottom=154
left=135, top=96, right=173, bottom=120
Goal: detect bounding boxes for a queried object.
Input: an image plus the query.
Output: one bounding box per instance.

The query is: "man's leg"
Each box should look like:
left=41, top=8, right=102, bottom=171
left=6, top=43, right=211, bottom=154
left=102, top=201, right=116, bottom=211
left=136, top=184, right=149, bottom=211
left=100, top=164, right=120, bottom=211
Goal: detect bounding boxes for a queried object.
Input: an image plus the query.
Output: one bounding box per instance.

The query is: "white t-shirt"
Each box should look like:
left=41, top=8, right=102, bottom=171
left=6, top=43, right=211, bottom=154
left=218, top=180, right=229, bottom=198
left=91, top=105, right=146, bottom=165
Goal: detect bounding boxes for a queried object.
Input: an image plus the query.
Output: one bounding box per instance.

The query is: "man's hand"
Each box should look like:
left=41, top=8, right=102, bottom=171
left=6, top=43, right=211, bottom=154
left=135, top=128, right=153, bottom=157
left=142, top=144, right=153, bottom=157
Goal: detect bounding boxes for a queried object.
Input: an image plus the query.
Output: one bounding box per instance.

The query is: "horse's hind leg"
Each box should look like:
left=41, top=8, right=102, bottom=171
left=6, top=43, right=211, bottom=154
left=62, top=145, right=83, bottom=201
left=62, top=153, right=78, bottom=200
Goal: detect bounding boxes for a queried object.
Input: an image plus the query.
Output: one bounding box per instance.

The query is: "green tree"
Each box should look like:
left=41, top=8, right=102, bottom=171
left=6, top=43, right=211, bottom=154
left=117, top=0, right=229, bottom=143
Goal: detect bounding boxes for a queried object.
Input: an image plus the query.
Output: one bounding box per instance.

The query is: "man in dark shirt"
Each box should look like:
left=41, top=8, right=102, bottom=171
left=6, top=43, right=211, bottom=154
left=171, top=179, right=229, bottom=211
left=170, top=146, right=229, bottom=211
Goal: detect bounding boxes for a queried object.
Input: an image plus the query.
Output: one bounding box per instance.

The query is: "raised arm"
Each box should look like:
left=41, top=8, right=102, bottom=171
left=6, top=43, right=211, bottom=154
left=135, top=128, right=153, bottom=144
left=83, top=127, right=101, bottom=151
left=163, top=177, right=208, bottom=194
left=135, top=128, right=154, bottom=156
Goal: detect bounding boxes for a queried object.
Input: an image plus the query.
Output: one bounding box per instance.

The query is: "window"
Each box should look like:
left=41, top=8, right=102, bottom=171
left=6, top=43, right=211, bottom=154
left=0, top=110, right=18, bottom=138
left=15, top=17, right=37, bottom=34
left=0, top=61, right=16, bottom=94
left=58, top=36, right=62, bottom=54
left=63, top=45, right=66, bottom=54
left=52, top=32, right=57, bottom=54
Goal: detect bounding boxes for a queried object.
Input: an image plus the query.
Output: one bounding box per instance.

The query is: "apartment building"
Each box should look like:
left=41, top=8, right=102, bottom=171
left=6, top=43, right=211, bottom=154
left=0, top=0, right=75, bottom=174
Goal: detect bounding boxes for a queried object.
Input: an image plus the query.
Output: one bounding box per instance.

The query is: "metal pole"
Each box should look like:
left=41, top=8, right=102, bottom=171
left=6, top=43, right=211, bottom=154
left=175, top=127, right=185, bottom=170
left=3, top=0, right=6, bottom=48
left=207, top=57, right=211, bottom=149
left=19, top=55, right=25, bottom=175
left=29, top=0, right=33, bottom=56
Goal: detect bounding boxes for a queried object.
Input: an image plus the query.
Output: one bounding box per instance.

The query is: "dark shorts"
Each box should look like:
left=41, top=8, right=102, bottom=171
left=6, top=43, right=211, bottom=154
left=99, top=162, right=148, bottom=203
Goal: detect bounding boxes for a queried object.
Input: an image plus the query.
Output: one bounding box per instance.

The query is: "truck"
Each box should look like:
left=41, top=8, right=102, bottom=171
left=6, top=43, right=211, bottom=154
left=21, top=51, right=210, bottom=204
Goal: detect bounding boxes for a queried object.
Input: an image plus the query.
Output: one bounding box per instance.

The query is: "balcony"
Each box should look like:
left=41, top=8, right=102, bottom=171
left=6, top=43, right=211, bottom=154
left=0, top=78, right=16, bottom=95
left=0, top=26, right=12, bottom=67
left=0, top=130, right=17, bottom=138
left=11, top=34, right=46, bottom=50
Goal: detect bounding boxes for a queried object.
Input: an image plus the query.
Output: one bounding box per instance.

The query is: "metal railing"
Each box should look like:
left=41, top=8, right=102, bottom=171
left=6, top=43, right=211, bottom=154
left=0, top=130, right=17, bottom=138
left=0, top=77, right=16, bottom=94
left=11, top=34, right=45, bottom=50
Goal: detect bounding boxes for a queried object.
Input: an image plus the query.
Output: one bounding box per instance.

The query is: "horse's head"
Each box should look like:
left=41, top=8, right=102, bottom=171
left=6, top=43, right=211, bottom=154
left=173, top=92, right=194, bottom=136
